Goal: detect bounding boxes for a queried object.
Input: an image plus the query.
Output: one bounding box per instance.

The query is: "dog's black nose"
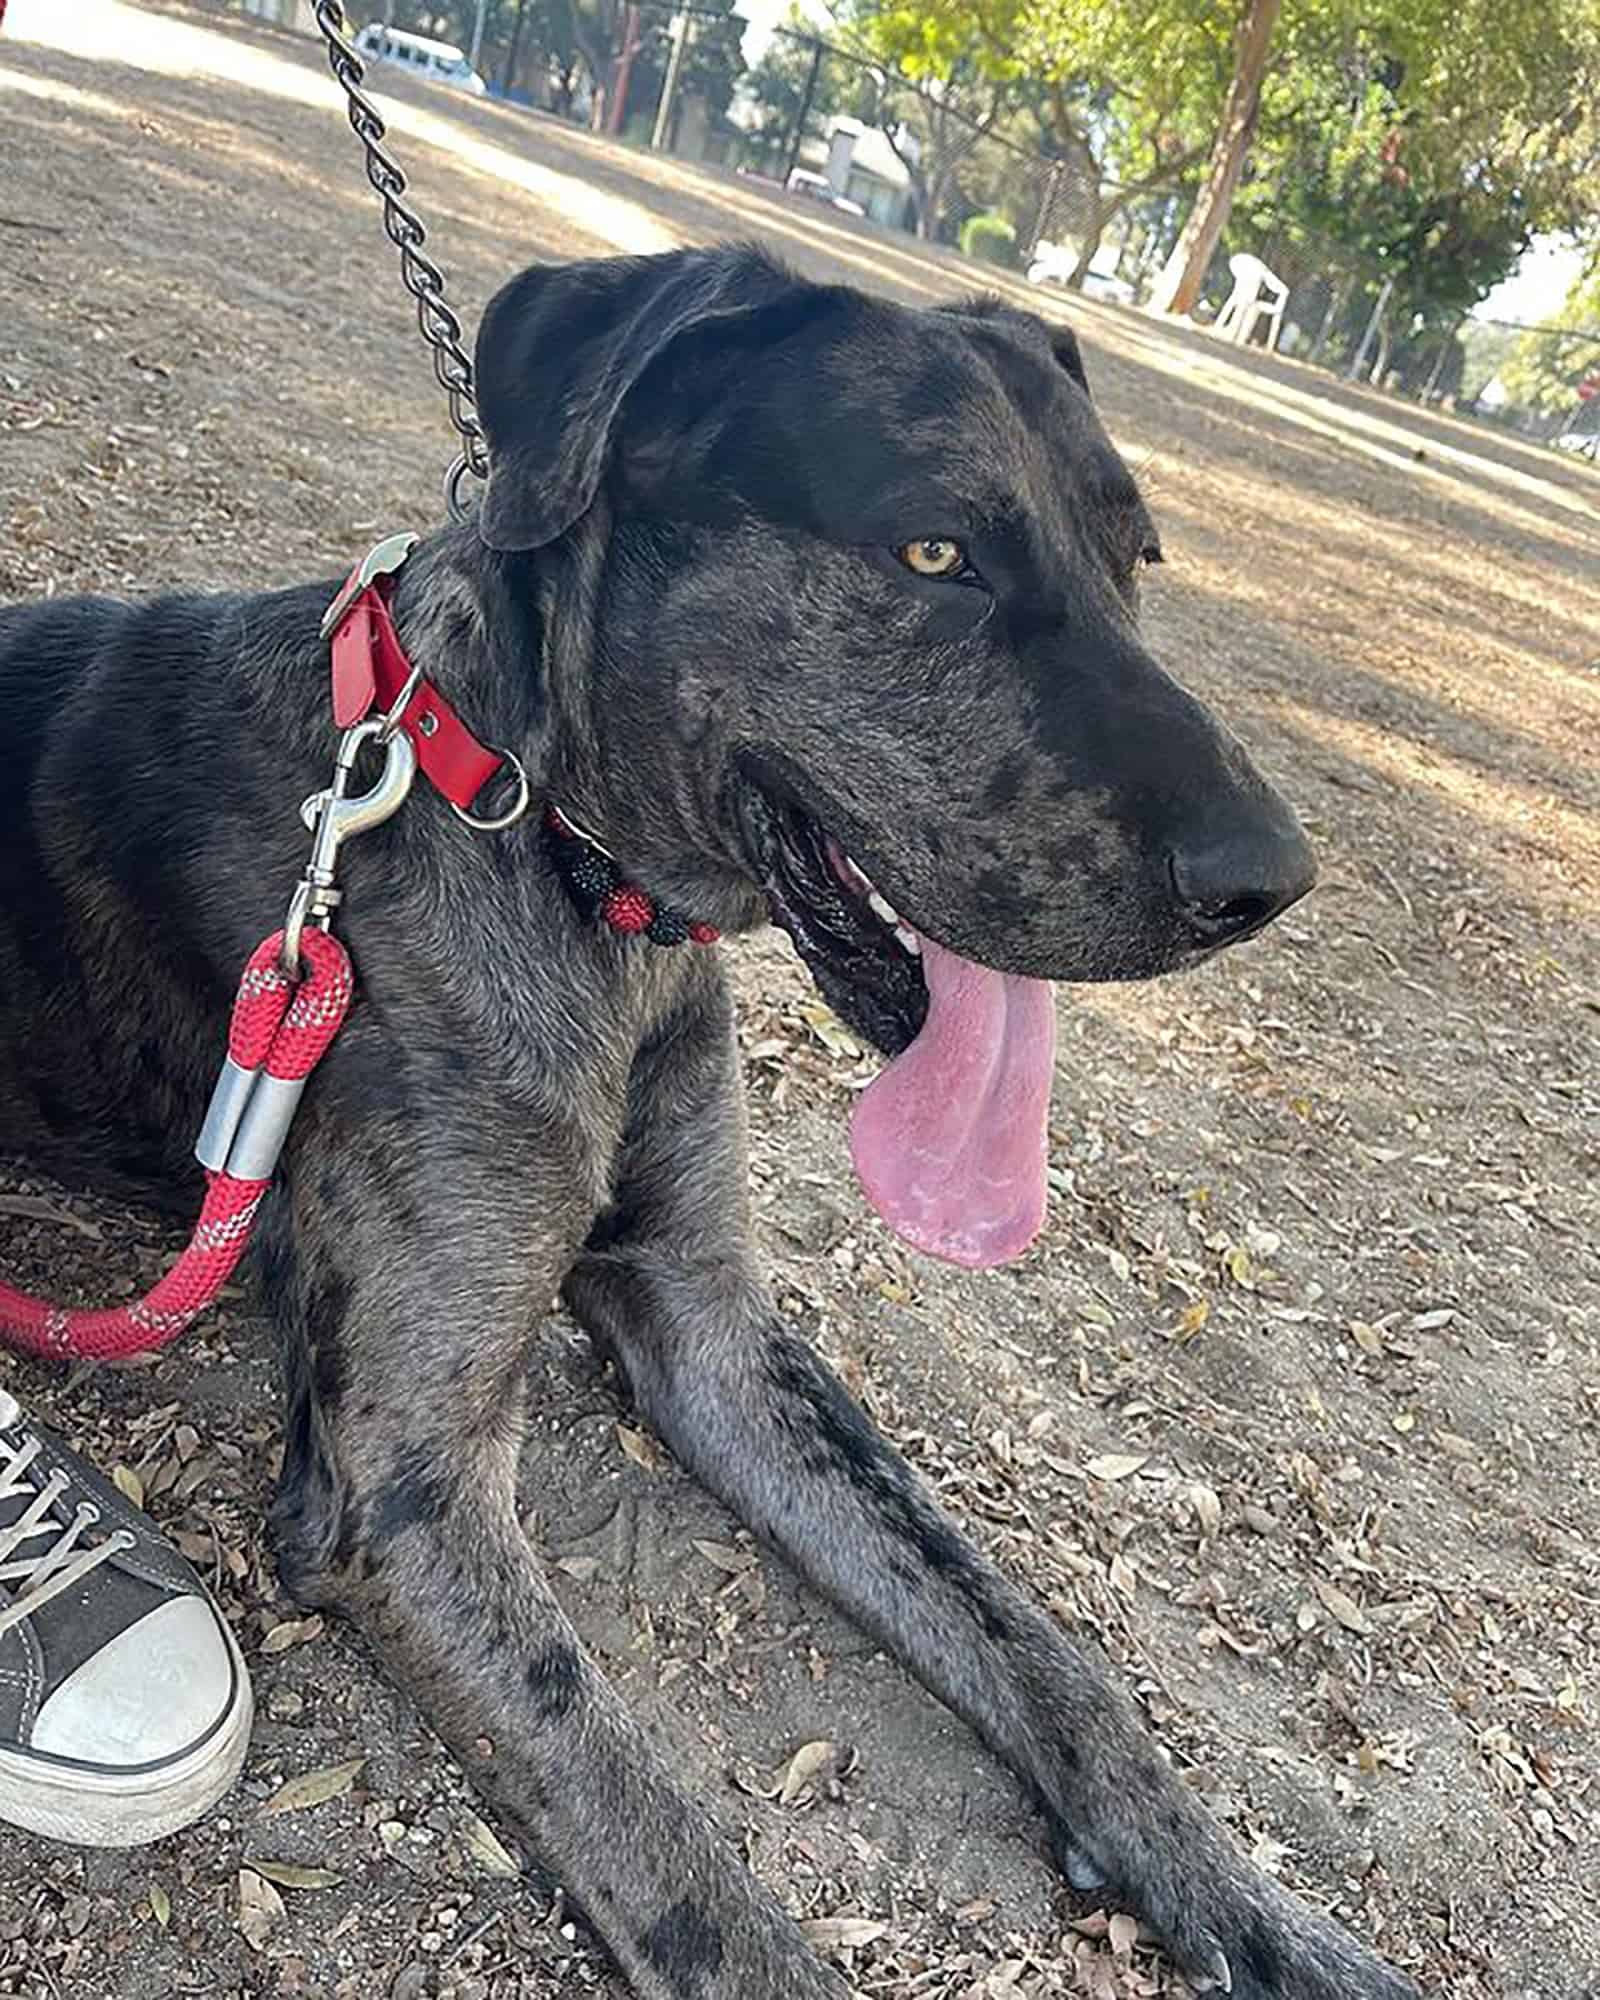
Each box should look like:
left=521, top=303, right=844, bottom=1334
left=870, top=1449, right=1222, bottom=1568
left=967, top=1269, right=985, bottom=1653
left=1169, top=825, right=1316, bottom=945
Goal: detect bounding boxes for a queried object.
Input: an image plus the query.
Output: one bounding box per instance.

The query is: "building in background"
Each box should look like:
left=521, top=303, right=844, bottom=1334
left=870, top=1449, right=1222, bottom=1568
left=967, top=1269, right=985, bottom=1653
left=239, top=0, right=317, bottom=29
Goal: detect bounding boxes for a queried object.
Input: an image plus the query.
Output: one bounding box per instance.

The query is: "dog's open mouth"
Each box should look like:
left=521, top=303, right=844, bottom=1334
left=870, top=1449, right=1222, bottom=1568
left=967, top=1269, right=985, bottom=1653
left=746, top=784, right=1056, bottom=1271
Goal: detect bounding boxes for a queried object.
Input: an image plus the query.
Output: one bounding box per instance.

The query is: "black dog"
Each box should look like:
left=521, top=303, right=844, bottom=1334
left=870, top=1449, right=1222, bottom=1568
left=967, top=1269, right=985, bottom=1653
left=0, top=247, right=1414, bottom=1999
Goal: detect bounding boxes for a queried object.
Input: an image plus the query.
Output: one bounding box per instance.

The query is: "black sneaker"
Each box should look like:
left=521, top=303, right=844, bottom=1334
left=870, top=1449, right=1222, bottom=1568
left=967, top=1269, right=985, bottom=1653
left=0, top=1384, right=252, bottom=1845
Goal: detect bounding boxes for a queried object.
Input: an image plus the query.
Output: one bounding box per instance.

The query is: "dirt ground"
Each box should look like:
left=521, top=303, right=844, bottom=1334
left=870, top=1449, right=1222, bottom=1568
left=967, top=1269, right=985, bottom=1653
left=1, top=5, right=1597, bottom=1998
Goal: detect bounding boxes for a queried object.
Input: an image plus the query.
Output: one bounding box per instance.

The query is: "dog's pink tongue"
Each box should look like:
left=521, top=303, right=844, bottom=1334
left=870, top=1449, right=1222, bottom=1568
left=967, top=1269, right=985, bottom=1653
left=849, top=936, right=1056, bottom=1269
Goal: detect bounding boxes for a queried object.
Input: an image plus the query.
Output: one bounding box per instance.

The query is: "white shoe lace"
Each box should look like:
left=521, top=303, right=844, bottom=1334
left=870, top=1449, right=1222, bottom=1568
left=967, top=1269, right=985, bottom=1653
left=0, top=1408, right=136, bottom=1641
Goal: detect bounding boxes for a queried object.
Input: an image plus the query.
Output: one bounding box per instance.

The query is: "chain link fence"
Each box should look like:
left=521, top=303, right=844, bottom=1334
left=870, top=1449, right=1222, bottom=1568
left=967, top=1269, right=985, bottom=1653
left=708, top=24, right=1108, bottom=267
left=1155, top=209, right=1600, bottom=441
left=630, top=15, right=1597, bottom=451
left=239, top=1, right=1600, bottom=454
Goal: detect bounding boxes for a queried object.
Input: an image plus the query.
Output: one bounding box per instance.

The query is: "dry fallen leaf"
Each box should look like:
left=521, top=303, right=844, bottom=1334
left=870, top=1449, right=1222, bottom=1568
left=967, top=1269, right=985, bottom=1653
left=693, top=1539, right=756, bottom=1576
left=148, top=1880, right=170, bottom=1929
left=1222, top=1242, right=1255, bottom=1287
left=1177, top=1298, right=1210, bottom=1339
left=0, top=1193, right=102, bottom=1239
left=1188, top=1482, right=1223, bottom=1538
left=237, top=1868, right=285, bottom=1951
left=250, top=1860, right=342, bottom=1890
left=260, top=1757, right=365, bottom=1817
left=111, top=1463, right=144, bottom=1509
left=1315, top=1578, right=1371, bottom=1635
left=260, top=1615, right=323, bottom=1657
left=797, top=1002, right=862, bottom=1061
left=1086, top=1452, right=1148, bottom=1483
left=462, top=1810, right=520, bottom=1879
left=798, top=1916, right=887, bottom=1953
left=979, top=1963, right=1028, bottom=1997
left=777, top=1738, right=836, bottom=1805
left=616, top=1424, right=662, bottom=1473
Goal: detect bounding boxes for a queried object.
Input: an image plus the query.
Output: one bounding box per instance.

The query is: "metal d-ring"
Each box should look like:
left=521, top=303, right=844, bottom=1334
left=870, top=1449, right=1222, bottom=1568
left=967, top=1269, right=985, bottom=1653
left=451, top=748, right=530, bottom=833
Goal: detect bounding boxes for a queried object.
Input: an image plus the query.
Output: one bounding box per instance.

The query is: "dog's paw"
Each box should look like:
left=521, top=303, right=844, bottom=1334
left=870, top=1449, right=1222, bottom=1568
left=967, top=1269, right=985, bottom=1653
left=1178, top=1898, right=1417, bottom=2000
left=1048, top=1817, right=1417, bottom=2000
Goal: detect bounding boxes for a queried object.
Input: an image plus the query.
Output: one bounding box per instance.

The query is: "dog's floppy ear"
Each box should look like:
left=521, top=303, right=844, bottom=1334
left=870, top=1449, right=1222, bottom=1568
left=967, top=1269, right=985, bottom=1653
left=1049, top=324, right=1089, bottom=395
left=937, top=293, right=1091, bottom=399
left=474, top=246, right=799, bottom=552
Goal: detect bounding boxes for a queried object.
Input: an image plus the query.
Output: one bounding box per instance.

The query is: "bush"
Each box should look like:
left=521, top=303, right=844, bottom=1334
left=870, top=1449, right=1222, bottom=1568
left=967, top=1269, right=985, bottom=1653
left=960, top=213, right=1018, bottom=269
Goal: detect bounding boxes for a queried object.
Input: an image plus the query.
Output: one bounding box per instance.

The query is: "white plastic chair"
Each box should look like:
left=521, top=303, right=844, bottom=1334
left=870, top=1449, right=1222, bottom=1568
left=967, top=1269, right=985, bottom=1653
left=1026, top=239, right=1078, bottom=289
left=1213, top=254, right=1288, bottom=350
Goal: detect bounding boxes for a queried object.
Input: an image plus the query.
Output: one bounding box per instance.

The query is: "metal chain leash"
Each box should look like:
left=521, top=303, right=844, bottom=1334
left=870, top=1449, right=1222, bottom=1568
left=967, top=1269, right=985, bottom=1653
left=311, top=1, right=488, bottom=519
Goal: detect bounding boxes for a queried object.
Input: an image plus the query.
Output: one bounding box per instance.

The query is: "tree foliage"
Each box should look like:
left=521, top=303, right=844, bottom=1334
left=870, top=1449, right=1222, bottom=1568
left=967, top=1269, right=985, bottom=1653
left=1498, top=263, right=1600, bottom=418
left=392, top=0, right=745, bottom=126
left=401, top=0, right=1600, bottom=340
left=827, top=1, right=1016, bottom=239
left=787, top=0, right=1600, bottom=311
left=853, top=0, right=1241, bottom=218
left=739, top=16, right=849, bottom=170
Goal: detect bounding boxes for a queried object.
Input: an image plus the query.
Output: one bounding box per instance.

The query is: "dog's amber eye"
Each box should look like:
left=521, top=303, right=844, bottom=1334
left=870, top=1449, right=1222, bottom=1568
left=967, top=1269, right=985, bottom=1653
left=897, top=537, right=966, bottom=579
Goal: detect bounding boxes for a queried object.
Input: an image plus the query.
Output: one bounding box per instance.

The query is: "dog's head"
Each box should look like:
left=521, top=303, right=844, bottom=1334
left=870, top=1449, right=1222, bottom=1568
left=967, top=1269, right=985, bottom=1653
left=475, top=247, right=1314, bottom=1267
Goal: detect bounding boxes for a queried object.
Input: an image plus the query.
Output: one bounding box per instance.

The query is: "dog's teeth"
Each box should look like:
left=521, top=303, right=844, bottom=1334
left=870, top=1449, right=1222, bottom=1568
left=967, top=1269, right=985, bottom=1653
left=894, top=925, right=921, bottom=956
left=868, top=890, right=899, bottom=927
left=842, top=852, right=874, bottom=895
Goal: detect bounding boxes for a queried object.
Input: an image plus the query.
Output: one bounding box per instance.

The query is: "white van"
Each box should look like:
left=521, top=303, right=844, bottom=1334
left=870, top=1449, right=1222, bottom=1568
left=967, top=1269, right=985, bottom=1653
left=353, top=23, right=488, bottom=96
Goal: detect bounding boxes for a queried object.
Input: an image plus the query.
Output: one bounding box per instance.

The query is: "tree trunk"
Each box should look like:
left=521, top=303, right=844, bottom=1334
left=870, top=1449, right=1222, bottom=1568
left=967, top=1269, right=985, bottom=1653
left=921, top=99, right=952, bottom=243
left=1369, top=315, right=1393, bottom=384
left=1422, top=318, right=1461, bottom=400
left=500, top=0, right=529, bottom=96
left=1068, top=199, right=1109, bottom=288
left=1307, top=275, right=1347, bottom=364
left=882, top=105, right=937, bottom=240
left=607, top=2, right=639, bottom=136
left=1147, top=0, right=1282, bottom=318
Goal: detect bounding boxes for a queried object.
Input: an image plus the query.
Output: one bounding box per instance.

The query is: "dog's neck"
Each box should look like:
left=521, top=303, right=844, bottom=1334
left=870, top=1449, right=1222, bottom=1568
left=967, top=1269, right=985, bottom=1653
left=379, top=525, right=724, bottom=953
left=381, top=520, right=768, bottom=952
left=387, top=526, right=550, bottom=774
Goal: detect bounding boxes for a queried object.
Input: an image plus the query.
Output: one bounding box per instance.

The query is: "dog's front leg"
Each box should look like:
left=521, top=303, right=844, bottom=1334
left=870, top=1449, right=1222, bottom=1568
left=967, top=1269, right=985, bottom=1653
left=565, top=992, right=1416, bottom=2000
left=258, top=1093, right=848, bottom=2000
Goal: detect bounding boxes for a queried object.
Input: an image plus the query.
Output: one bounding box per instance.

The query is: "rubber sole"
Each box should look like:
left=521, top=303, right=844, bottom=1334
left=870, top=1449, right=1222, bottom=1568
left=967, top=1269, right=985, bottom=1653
left=0, top=1618, right=252, bottom=1847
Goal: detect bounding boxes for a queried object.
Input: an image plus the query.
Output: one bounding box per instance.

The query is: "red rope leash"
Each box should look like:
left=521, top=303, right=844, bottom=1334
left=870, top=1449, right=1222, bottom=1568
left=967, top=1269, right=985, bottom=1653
left=0, top=535, right=523, bottom=1366
left=0, top=931, right=352, bottom=1362
left=0, top=539, right=504, bottom=1364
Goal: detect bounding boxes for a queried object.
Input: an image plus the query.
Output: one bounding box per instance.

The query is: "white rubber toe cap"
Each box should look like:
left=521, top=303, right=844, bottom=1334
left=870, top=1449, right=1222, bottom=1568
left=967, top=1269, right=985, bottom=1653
left=32, top=1596, right=235, bottom=1768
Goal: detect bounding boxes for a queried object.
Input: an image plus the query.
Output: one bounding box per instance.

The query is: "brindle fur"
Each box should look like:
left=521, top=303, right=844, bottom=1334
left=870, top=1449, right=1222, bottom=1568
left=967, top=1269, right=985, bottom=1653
left=0, top=248, right=1413, bottom=2000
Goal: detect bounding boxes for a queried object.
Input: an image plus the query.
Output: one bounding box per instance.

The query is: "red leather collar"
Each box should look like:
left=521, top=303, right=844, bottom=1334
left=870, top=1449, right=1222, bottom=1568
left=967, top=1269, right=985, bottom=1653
left=323, top=535, right=504, bottom=815
left=319, top=537, right=714, bottom=945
